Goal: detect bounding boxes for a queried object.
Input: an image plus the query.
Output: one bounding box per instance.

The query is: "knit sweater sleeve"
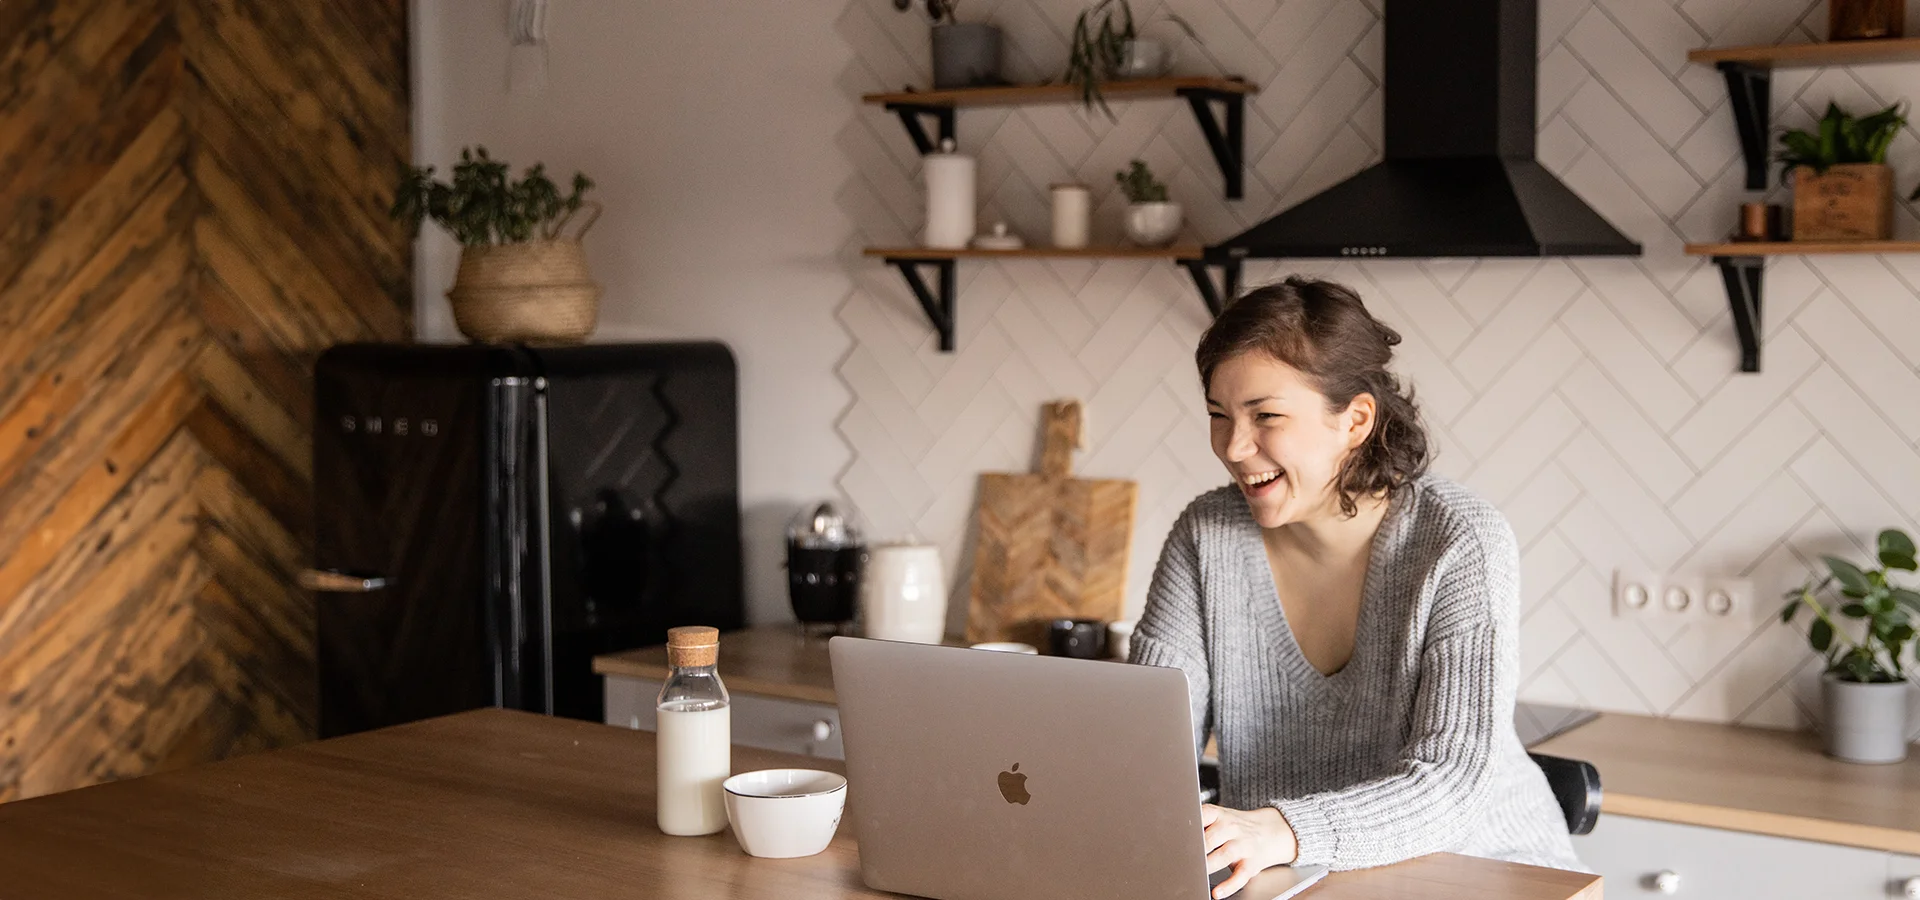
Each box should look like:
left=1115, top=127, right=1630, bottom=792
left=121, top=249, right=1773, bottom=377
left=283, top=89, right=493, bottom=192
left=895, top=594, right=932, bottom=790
left=1128, top=506, right=1213, bottom=758
left=1272, top=516, right=1522, bottom=870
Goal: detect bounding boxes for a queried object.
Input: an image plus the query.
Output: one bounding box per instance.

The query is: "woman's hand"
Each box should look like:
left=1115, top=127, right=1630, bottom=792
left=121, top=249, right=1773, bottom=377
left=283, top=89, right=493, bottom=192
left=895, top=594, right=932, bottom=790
left=1201, top=804, right=1299, bottom=898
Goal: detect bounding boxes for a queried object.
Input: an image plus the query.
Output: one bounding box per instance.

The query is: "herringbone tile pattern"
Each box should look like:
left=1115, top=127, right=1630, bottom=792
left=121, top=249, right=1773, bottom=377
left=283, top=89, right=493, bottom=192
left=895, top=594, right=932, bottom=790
left=834, top=0, right=1920, bottom=736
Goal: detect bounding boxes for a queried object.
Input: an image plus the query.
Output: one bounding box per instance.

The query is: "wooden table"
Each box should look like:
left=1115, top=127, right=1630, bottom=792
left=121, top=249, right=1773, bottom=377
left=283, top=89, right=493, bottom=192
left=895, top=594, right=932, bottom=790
left=1534, top=712, right=1920, bottom=853
left=0, top=709, right=1600, bottom=899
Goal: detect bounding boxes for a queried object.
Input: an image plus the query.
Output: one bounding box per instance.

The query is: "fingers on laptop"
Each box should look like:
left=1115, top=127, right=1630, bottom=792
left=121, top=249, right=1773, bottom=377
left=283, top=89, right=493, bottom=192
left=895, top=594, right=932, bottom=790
left=1213, top=859, right=1257, bottom=898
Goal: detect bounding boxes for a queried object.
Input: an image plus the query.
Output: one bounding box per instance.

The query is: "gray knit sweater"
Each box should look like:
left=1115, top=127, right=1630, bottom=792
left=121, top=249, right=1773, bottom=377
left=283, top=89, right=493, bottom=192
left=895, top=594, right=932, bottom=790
left=1130, top=475, right=1583, bottom=872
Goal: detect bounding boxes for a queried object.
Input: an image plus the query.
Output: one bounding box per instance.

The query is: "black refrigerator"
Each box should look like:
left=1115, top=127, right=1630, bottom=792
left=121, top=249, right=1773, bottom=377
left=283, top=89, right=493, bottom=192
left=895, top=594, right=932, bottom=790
left=310, top=342, right=744, bottom=738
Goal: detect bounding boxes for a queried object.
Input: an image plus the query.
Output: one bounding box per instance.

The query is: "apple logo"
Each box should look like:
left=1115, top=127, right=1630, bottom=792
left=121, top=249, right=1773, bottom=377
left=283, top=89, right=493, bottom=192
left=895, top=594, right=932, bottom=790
left=997, top=763, right=1031, bottom=805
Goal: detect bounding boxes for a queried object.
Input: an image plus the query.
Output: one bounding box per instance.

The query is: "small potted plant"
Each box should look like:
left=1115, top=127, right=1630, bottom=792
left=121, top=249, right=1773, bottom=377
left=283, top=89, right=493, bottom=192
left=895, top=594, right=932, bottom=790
left=894, top=0, right=1002, bottom=90
left=391, top=147, right=601, bottom=344
left=1776, top=102, right=1906, bottom=241
left=1064, top=0, right=1199, bottom=119
left=1780, top=528, right=1919, bottom=763
left=1114, top=160, right=1182, bottom=247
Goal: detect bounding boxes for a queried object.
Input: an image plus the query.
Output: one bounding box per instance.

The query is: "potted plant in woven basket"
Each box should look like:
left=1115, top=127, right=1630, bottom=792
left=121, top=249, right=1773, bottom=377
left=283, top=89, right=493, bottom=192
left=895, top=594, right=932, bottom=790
left=392, top=146, right=601, bottom=344
left=1780, top=528, right=1919, bottom=764
left=1776, top=102, right=1907, bottom=242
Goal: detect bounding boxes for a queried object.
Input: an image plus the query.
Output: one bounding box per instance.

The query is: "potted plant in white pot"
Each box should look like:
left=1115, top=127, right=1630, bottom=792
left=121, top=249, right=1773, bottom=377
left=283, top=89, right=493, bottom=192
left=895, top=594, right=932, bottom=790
left=1115, top=159, right=1181, bottom=247
left=391, top=146, right=601, bottom=344
left=1780, top=528, right=1919, bottom=763
left=1064, top=0, right=1199, bottom=118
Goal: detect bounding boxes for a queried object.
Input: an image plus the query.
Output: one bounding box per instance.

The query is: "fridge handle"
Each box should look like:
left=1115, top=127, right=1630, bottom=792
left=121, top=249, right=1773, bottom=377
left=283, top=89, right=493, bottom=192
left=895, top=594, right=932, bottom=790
left=300, top=569, right=392, bottom=593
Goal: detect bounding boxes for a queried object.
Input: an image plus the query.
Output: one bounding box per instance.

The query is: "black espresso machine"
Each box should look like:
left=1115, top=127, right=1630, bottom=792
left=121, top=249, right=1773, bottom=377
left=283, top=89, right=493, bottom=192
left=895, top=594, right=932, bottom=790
left=308, top=343, right=744, bottom=737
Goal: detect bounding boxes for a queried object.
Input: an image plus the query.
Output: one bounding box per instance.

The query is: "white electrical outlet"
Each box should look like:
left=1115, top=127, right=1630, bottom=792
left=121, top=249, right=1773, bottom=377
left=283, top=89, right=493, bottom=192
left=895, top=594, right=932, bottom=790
left=1612, top=570, right=1756, bottom=621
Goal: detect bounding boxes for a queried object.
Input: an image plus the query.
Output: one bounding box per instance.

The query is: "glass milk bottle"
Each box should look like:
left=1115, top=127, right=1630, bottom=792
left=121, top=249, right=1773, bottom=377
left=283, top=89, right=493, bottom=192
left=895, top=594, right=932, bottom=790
left=656, top=626, right=730, bottom=836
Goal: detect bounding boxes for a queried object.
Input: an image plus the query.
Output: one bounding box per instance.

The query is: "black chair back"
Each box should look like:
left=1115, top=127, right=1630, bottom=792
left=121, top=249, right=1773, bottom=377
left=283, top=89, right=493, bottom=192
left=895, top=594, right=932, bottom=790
left=1529, top=753, right=1602, bottom=835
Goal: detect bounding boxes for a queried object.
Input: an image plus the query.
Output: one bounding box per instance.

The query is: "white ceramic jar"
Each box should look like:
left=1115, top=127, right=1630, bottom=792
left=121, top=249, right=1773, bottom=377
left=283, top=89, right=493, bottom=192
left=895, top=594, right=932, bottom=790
left=860, top=543, right=947, bottom=643
left=1050, top=183, right=1091, bottom=249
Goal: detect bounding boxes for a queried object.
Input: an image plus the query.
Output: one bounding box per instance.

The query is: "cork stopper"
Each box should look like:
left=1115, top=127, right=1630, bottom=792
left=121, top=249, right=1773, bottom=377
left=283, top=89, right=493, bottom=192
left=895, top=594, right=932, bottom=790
left=666, top=626, right=720, bottom=668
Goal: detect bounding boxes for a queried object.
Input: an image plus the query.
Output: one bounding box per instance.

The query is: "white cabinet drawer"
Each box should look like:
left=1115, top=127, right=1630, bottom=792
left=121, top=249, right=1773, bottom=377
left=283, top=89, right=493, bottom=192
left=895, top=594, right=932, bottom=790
left=602, top=675, right=844, bottom=760
left=1575, top=814, right=1888, bottom=899
left=1890, top=853, right=1920, bottom=899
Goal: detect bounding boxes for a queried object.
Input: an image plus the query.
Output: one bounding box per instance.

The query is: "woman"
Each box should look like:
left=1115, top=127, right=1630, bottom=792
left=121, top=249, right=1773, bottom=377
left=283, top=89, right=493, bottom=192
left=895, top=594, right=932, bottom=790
left=1129, top=277, right=1581, bottom=894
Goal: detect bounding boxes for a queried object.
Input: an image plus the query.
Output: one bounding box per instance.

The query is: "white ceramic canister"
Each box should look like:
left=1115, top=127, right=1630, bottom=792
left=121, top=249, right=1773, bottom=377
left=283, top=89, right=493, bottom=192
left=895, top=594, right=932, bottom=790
left=860, top=543, right=947, bottom=644
left=923, top=139, right=976, bottom=250
left=1050, top=183, right=1091, bottom=249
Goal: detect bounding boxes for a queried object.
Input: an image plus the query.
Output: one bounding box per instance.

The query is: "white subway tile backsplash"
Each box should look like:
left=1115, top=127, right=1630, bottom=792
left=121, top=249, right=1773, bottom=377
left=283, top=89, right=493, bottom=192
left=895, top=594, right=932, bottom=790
left=834, top=0, right=1920, bottom=733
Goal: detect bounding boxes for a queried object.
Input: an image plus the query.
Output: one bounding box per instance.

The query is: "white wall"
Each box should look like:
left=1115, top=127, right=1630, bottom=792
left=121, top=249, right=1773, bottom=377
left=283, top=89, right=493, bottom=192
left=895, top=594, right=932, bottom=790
left=412, top=0, right=859, bottom=625
left=417, top=0, right=1920, bottom=735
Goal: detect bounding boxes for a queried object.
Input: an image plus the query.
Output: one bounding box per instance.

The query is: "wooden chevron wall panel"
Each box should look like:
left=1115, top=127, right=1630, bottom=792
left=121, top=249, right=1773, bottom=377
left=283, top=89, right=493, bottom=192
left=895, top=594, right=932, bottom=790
left=0, top=0, right=410, bottom=801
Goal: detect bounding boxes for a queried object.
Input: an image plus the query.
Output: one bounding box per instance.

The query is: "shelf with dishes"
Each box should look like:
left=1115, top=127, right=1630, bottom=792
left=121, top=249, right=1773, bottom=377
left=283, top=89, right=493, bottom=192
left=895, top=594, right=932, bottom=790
left=860, top=246, right=1234, bottom=352
left=861, top=77, right=1255, bottom=200
left=1683, top=241, right=1920, bottom=373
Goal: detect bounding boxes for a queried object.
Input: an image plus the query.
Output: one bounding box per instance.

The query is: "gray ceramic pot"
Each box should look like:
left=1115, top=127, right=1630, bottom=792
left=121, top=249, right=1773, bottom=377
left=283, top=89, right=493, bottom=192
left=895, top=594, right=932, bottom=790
left=931, top=23, right=1002, bottom=89
left=1821, top=674, right=1911, bottom=764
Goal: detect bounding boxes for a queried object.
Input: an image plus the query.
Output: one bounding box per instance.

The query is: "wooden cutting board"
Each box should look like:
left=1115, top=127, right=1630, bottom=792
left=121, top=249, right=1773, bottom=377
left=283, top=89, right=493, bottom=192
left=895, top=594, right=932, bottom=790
left=965, top=400, right=1138, bottom=645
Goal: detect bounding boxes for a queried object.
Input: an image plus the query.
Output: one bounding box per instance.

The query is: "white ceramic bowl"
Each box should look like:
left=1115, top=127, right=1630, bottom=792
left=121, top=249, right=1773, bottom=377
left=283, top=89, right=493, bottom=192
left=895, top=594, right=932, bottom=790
left=970, top=642, right=1039, bottom=654
left=1124, top=202, right=1184, bottom=247
left=722, top=768, right=847, bottom=859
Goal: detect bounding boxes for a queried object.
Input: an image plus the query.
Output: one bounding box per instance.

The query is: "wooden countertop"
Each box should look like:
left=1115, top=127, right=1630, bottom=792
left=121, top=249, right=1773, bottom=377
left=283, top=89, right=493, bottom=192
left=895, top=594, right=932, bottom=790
left=0, top=708, right=1598, bottom=900
left=1533, top=712, right=1920, bottom=853
left=594, top=626, right=852, bottom=704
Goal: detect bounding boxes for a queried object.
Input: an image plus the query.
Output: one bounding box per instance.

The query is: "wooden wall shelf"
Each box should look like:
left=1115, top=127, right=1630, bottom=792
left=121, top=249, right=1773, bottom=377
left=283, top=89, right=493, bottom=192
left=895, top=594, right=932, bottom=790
left=1688, top=39, right=1920, bottom=190
left=1687, top=38, right=1920, bottom=68
left=863, top=78, right=1255, bottom=200
left=1684, top=241, right=1920, bottom=373
left=861, top=245, right=1203, bottom=260
left=861, top=77, right=1254, bottom=108
left=864, top=246, right=1236, bottom=350
left=1685, top=240, right=1920, bottom=256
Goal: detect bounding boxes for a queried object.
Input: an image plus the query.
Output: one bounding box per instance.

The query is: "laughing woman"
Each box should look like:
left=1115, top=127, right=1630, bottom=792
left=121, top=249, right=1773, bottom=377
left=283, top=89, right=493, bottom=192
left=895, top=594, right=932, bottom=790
left=1130, top=277, right=1581, bottom=893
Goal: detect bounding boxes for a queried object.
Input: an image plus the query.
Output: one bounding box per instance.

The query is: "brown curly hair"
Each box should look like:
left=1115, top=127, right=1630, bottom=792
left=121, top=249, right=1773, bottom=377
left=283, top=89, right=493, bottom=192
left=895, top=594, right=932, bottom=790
left=1195, top=276, right=1430, bottom=517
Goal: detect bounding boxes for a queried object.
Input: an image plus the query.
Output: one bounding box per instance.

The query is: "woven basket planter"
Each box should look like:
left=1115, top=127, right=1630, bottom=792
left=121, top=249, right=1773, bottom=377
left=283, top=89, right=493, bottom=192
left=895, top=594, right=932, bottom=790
left=446, top=203, right=603, bottom=345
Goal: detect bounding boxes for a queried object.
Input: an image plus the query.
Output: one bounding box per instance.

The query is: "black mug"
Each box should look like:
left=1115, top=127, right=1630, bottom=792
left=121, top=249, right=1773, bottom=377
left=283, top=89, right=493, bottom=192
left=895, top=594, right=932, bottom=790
left=1047, top=618, right=1108, bottom=659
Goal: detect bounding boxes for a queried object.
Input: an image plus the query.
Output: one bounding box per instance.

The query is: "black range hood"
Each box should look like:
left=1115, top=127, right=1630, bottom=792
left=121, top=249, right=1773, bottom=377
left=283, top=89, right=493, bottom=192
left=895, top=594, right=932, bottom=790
left=1209, top=0, right=1641, bottom=261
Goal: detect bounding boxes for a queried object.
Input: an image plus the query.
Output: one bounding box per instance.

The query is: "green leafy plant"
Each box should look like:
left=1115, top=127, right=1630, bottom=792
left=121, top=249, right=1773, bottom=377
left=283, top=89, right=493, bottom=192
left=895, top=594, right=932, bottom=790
left=1114, top=159, right=1169, bottom=203
left=1780, top=528, right=1920, bottom=683
left=1775, top=101, right=1906, bottom=182
left=1064, top=0, right=1198, bottom=119
left=390, top=146, right=596, bottom=248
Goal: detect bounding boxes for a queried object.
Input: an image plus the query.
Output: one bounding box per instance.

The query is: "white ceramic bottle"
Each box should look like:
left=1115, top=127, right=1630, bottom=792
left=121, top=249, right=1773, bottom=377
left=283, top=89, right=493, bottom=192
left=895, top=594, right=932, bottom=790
left=656, top=626, right=731, bottom=836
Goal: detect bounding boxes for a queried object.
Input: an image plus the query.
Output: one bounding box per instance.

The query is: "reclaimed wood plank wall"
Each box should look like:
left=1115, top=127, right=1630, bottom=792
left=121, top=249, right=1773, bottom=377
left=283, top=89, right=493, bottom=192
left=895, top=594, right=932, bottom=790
left=0, top=0, right=410, bottom=801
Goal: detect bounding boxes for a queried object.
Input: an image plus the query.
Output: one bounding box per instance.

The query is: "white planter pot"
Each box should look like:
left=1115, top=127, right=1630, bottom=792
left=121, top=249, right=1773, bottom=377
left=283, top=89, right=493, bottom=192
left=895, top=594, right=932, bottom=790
left=1821, top=674, right=1911, bottom=764
left=1124, top=202, right=1183, bottom=247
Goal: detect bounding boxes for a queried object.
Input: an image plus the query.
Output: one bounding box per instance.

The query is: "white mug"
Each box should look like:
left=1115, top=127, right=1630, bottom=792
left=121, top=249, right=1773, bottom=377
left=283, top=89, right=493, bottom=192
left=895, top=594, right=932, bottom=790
left=860, top=543, right=947, bottom=643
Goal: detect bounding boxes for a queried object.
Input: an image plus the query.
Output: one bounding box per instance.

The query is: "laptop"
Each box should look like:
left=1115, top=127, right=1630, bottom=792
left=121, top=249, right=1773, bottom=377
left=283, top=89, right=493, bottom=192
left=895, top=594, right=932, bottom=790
left=829, top=637, right=1329, bottom=900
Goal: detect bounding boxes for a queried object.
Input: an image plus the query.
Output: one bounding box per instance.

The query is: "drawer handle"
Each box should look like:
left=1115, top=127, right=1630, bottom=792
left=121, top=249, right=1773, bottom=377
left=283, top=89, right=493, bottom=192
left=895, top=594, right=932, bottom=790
left=1903, top=876, right=1920, bottom=900
left=300, top=569, right=391, bottom=592
left=811, top=719, right=834, bottom=743
left=1651, top=870, right=1679, bottom=895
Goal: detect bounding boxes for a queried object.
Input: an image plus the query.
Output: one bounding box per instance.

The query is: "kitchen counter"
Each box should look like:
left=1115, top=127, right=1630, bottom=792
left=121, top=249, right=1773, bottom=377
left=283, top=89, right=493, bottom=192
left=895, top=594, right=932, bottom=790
left=0, top=709, right=1599, bottom=900
left=1533, top=712, right=1920, bottom=854
left=592, top=627, right=1600, bottom=747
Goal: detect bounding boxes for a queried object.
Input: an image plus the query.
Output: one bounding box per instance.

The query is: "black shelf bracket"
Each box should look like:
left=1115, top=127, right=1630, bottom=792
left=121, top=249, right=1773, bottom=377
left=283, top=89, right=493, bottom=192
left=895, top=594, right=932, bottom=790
left=1718, top=62, right=1771, bottom=191
left=884, top=103, right=957, bottom=155
left=882, top=256, right=957, bottom=351
left=1712, top=255, right=1764, bottom=372
left=1176, top=86, right=1247, bottom=200
left=1181, top=258, right=1243, bottom=318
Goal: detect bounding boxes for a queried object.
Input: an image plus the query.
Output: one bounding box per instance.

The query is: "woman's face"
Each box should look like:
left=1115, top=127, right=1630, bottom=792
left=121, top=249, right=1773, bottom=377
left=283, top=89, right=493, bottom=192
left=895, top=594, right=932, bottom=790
left=1206, top=352, right=1375, bottom=529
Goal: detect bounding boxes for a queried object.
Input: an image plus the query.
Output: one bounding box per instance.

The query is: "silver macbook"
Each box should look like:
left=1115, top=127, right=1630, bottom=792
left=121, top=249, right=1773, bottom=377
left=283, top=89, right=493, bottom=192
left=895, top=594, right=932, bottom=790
left=829, top=637, right=1329, bottom=900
